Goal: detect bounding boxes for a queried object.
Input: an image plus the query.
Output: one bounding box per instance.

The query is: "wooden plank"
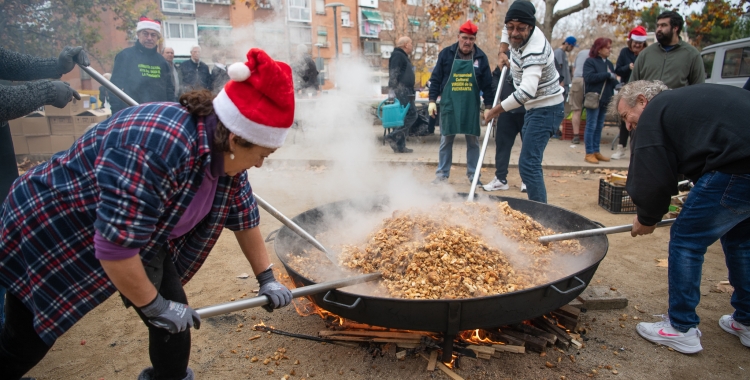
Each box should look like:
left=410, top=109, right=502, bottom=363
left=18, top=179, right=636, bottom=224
left=551, top=311, right=579, bottom=331
left=498, top=333, right=525, bottom=347
left=557, top=305, right=582, bottom=319
left=476, top=353, right=492, bottom=360
left=533, top=317, right=572, bottom=344
left=510, top=324, right=557, bottom=345
left=427, top=351, right=438, bottom=371
left=466, top=345, right=495, bottom=355
left=396, top=350, right=407, bottom=360
left=492, top=344, right=525, bottom=354
left=420, top=353, right=464, bottom=380
left=397, top=343, right=419, bottom=349
left=319, top=330, right=423, bottom=340
left=501, top=330, right=547, bottom=353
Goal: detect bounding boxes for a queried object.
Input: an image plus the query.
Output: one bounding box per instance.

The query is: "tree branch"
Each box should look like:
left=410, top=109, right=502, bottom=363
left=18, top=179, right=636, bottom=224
left=551, top=0, right=590, bottom=26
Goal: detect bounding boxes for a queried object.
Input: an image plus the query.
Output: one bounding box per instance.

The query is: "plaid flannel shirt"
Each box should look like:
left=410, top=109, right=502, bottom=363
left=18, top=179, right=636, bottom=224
left=0, top=103, right=259, bottom=345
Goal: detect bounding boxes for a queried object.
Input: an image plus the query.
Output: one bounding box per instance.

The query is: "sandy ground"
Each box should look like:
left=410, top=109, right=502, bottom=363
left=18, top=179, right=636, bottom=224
left=26, top=162, right=749, bottom=380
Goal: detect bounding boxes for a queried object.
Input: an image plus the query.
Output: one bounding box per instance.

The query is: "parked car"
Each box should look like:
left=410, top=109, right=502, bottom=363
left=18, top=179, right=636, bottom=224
left=701, top=37, right=750, bottom=87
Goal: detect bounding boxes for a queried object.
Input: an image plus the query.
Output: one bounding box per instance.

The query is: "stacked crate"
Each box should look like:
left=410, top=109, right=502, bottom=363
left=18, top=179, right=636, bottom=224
left=561, top=119, right=586, bottom=140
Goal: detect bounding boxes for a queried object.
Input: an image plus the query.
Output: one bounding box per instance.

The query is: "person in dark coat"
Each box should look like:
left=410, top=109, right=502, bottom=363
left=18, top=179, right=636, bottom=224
left=385, top=36, right=416, bottom=153
left=611, top=26, right=648, bottom=159
left=0, top=46, right=86, bottom=328
left=609, top=81, right=750, bottom=354
left=109, top=17, right=175, bottom=114
left=211, top=52, right=230, bottom=95
left=582, top=37, right=619, bottom=164
left=292, top=44, right=320, bottom=95
left=180, top=45, right=212, bottom=93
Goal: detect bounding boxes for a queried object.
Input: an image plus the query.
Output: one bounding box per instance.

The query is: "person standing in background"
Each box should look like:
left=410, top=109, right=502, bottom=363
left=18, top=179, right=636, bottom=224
left=163, top=47, right=180, bottom=99
left=553, top=36, right=577, bottom=138
left=611, top=26, right=647, bottom=160
left=211, top=52, right=230, bottom=95
left=385, top=36, right=416, bottom=153
left=568, top=47, right=589, bottom=144
left=180, top=45, right=212, bottom=93
left=582, top=37, right=619, bottom=164
left=292, top=44, right=320, bottom=96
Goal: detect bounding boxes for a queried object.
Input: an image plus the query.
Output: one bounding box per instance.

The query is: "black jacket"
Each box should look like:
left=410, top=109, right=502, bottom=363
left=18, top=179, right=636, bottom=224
left=293, top=55, right=319, bottom=91
left=211, top=65, right=230, bottom=94
left=614, top=47, right=637, bottom=84
left=428, top=43, right=494, bottom=106
left=388, top=47, right=415, bottom=100
left=180, top=59, right=212, bottom=93
left=583, top=57, right=618, bottom=108
left=109, top=40, right=175, bottom=113
left=626, top=84, right=750, bottom=225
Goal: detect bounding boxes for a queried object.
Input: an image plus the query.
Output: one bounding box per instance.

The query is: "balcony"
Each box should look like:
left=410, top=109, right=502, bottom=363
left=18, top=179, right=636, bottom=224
left=161, top=0, right=195, bottom=14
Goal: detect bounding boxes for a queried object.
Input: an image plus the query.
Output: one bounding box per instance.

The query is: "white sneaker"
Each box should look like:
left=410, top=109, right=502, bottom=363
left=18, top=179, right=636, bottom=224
left=636, top=315, right=702, bottom=354
left=483, top=177, right=509, bottom=191
left=520, top=182, right=527, bottom=193
left=611, top=144, right=626, bottom=160
left=719, top=315, right=750, bottom=347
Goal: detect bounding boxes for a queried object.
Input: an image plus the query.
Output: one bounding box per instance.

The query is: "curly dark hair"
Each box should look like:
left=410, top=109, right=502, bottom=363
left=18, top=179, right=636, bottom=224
left=179, top=90, right=254, bottom=152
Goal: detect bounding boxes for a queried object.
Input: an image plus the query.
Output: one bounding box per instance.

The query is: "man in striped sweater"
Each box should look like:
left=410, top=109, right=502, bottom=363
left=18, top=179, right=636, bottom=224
left=484, top=0, right=564, bottom=204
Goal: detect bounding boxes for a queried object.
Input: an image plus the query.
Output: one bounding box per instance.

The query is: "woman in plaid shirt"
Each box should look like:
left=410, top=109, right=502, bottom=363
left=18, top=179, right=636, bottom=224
left=0, top=48, right=295, bottom=380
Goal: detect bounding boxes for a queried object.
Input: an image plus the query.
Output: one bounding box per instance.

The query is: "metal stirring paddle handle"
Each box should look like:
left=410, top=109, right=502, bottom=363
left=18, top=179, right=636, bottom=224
left=538, top=218, right=676, bottom=243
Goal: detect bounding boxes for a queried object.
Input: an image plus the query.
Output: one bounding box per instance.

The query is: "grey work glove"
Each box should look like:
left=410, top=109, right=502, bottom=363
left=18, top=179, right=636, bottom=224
left=139, top=294, right=201, bottom=334
left=257, top=268, right=292, bottom=312
left=57, top=46, right=90, bottom=74
left=610, top=72, right=618, bottom=80
left=50, top=81, right=81, bottom=108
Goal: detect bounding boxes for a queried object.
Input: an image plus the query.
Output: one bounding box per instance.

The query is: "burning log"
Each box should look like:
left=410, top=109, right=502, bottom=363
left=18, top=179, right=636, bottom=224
left=510, top=324, right=557, bottom=346
left=497, top=333, right=525, bottom=347
left=551, top=311, right=579, bottom=331
left=499, top=330, right=547, bottom=353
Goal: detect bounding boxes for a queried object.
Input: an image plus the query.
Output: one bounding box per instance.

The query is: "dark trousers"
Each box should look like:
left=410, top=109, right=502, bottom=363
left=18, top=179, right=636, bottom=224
left=493, top=111, right=525, bottom=181
left=0, top=248, right=191, bottom=380
left=618, top=120, right=630, bottom=147
left=386, top=95, right=417, bottom=152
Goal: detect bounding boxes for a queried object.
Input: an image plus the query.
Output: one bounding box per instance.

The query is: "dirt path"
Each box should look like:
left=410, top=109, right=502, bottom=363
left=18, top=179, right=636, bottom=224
left=27, top=163, right=748, bottom=380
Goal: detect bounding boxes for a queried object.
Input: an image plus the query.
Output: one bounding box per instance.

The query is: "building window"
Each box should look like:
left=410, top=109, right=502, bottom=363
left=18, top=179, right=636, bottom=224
left=289, top=26, right=312, bottom=46
left=361, top=10, right=383, bottom=37
left=364, top=41, right=379, bottom=55
left=406, top=0, right=421, bottom=5
left=162, top=0, right=195, bottom=13
left=382, top=13, right=394, bottom=31
left=341, top=9, right=351, bottom=27
left=342, top=38, right=352, bottom=56
left=316, top=26, right=327, bottom=46
left=288, top=0, right=312, bottom=22
left=315, top=0, right=325, bottom=14
left=380, top=43, right=394, bottom=59
left=166, top=22, right=197, bottom=39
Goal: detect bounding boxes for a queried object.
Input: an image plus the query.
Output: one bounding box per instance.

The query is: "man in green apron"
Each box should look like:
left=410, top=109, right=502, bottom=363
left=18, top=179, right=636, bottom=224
left=427, top=21, right=495, bottom=185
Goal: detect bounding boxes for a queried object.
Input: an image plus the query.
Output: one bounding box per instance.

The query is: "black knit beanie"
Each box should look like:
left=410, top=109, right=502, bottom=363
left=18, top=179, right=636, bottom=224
left=505, top=1, right=536, bottom=27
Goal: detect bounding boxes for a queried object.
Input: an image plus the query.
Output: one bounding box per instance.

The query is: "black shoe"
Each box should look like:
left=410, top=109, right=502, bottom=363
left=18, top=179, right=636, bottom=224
left=431, top=176, right=448, bottom=185
left=399, top=148, right=413, bottom=153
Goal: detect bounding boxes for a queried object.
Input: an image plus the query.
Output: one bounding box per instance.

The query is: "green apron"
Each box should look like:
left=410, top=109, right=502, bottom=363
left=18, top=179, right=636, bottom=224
left=439, top=51, right=481, bottom=136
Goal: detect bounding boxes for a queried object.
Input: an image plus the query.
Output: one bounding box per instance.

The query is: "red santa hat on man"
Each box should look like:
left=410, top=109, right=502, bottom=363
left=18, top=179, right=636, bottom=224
left=213, top=48, right=295, bottom=149
left=136, top=16, right=161, bottom=34
left=628, top=26, right=648, bottom=42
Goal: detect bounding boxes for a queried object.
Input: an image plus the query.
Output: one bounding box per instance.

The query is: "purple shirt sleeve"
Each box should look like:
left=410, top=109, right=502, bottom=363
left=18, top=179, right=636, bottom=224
left=94, top=230, right=140, bottom=260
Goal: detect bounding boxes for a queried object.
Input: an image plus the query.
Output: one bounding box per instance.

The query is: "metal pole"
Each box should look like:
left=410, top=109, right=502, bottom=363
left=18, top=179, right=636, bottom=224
left=80, top=65, right=138, bottom=107
left=195, top=272, right=381, bottom=318
left=81, top=63, right=334, bottom=260
left=333, top=7, right=339, bottom=60
left=468, top=67, right=507, bottom=202
left=538, top=218, right=676, bottom=244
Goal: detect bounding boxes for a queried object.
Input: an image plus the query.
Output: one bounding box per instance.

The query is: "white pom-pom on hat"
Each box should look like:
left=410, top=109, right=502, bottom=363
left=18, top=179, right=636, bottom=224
left=228, top=62, right=251, bottom=82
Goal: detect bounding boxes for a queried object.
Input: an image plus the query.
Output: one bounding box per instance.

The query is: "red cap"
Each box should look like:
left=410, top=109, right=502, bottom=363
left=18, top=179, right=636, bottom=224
left=459, top=20, right=478, bottom=35
left=628, top=26, right=648, bottom=42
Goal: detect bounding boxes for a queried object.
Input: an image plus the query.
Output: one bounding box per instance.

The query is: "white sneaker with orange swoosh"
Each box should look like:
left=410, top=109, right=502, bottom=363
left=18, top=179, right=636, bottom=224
left=636, top=315, right=703, bottom=354
left=719, top=315, right=750, bottom=347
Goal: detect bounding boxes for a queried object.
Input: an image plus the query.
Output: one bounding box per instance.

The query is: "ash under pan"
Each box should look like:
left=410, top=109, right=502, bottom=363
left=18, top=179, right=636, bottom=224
left=273, top=194, right=608, bottom=357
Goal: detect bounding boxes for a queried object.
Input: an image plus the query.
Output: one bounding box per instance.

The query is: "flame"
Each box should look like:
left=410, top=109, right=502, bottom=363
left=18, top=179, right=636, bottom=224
left=291, top=297, right=346, bottom=326
left=458, top=329, right=505, bottom=345
left=544, top=314, right=571, bottom=333
left=444, top=354, right=458, bottom=368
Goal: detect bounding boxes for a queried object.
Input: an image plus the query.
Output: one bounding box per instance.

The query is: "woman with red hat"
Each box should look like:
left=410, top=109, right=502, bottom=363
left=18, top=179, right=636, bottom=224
left=0, top=48, right=295, bottom=380
left=612, top=25, right=648, bottom=160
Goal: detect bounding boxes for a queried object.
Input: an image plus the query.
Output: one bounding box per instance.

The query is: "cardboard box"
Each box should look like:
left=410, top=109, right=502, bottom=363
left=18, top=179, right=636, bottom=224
left=21, top=111, right=50, bottom=136
left=48, top=116, right=76, bottom=135
left=11, top=135, right=29, bottom=155
left=8, top=118, right=23, bottom=135
left=26, top=136, right=53, bottom=154
left=45, top=98, right=85, bottom=116
left=50, top=135, right=76, bottom=153
left=74, top=109, right=111, bottom=134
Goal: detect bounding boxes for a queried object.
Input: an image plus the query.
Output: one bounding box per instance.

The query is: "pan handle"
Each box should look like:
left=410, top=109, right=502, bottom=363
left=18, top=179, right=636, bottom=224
left=323, top=291, right=362, bottom=310
left=265, top=229, right=280, bottom=243
left=548, top=276, right=586, bottom=295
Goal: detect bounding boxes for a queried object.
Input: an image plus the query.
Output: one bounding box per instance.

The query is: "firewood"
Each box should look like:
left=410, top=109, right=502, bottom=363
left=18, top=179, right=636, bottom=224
left=397, top=343, right=419, bottom=349
left=492, top=344, right=525, bottom=354
left=396, top=350, right=407, bottom=360
left=570, top=339, right=583, bottom=349
left=551, top=311, right=579, bottom=331
left=420, top=353, right=464, bottom=380
left=318, top=330, right=423, bottom=340
left=500, top=330, right=547, bottom=353
left=466, top=345, right=495, bottom=355
left=556, top=305, right=582, bottom=319
left=427, top=351, right=438, bottom=371
left=498, top=333, right=525, bottom=347
left=510, top=324, right=557, bottom=346
left=533, top=317, right=572, bottom=343
left=476, top=353, right=492, bottom=360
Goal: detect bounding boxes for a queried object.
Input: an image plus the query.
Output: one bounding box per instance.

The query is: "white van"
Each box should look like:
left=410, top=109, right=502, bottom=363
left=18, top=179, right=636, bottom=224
left=700, top=37, right=750, bottom=87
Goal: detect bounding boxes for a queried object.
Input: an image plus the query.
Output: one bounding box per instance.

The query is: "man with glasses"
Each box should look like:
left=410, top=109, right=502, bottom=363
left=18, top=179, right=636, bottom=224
left=484, top=1, right=564, bottom=204
left=109, top=17, right=175, bottom=114
left=428, top=20, right=494, bottom=186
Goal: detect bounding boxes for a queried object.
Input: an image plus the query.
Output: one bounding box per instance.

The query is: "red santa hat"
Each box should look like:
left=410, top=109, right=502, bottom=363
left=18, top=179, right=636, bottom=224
left=212, top=48, right=295, bottom=149
left=628, top=26, right=648, bottom=42
left=136, top=16, right=161, bottom=34
left=459, top=20, right=478, bottom=35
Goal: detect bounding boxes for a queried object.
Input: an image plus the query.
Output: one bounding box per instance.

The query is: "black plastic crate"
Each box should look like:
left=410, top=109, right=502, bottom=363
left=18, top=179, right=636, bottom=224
left=598, top=179, right=636, bottom=214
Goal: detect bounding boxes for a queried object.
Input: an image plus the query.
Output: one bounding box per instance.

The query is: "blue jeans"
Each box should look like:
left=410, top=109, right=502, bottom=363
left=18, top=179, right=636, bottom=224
left=667, top=171, right=750, bottom=332
left=436, top=134, right=480, bottom=180
left=584, top=106, right=607, bottom=154
left=519, top=102, right=564, bottom=203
